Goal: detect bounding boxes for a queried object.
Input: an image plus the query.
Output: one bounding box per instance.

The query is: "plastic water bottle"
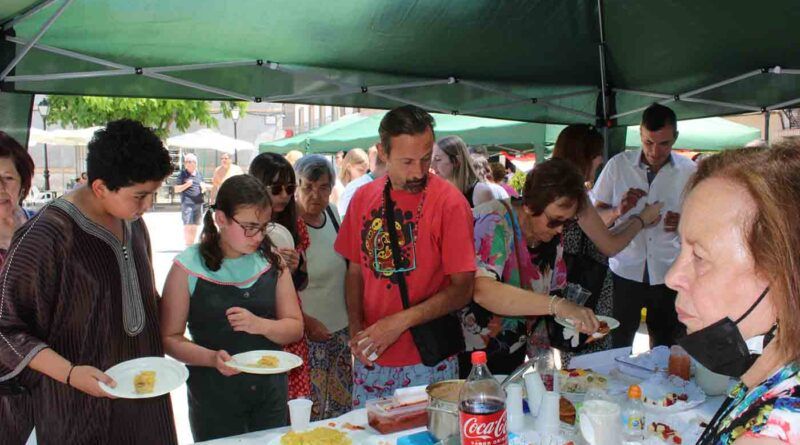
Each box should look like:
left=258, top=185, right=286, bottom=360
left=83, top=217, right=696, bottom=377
left=622, top=384, right=646, bottom=441
left=459, top=351, right=508, bottom=445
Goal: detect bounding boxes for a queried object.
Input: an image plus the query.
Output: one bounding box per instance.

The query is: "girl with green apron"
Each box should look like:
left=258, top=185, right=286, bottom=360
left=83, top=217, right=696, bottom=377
left=160, top=175, right=304, bottom=441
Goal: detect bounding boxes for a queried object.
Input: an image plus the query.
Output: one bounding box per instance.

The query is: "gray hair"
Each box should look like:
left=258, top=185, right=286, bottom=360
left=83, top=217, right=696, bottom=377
left=294, top=154, right=336, bottom=185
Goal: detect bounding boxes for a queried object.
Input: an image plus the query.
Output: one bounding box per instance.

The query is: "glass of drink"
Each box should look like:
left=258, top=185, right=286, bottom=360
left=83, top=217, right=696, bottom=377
left=668, top=345, right=691, bottom=381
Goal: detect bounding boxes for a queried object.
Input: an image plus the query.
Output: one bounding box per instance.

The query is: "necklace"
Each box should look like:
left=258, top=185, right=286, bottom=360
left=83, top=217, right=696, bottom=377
left=381, top=176, right=428, bottom=249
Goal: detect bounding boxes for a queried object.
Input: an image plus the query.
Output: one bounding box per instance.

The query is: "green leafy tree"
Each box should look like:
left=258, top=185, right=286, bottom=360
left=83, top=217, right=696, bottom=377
left=45, top=96, right=248, bottom=139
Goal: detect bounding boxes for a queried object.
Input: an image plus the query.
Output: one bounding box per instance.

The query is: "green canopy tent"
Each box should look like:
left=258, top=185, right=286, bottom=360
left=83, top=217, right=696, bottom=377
left=260, top=112, right=548, bottom=154
left=547, top=117, right=763, bottom=152
left=1, top=1, right=799, bottom=150
left=625, top=117, right=761, bottom=151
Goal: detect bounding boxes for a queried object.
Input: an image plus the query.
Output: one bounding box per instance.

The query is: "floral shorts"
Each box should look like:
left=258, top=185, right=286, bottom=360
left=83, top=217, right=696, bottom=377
left=352, top=356, right=458, bottom=408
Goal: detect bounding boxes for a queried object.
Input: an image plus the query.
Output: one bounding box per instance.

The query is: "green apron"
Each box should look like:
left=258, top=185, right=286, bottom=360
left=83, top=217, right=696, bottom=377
left=186, top=266, right=288, bottom=441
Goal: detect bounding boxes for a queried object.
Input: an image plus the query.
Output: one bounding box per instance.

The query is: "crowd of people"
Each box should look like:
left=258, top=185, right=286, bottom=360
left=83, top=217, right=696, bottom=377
left=0, top=102, right=798, bottom=445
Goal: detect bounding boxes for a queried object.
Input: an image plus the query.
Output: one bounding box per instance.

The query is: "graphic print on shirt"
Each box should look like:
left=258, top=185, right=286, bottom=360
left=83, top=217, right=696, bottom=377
left=361, top=206, right=416, bottom=287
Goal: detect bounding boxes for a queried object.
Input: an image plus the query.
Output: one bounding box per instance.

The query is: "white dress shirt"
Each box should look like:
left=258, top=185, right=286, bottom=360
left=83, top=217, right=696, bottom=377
left=591, top=150, right=697, bottom=285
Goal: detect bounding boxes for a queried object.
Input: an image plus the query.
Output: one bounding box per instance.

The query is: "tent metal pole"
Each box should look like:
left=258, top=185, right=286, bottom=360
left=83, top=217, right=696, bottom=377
left=538, top=100, right=597, bottom=120
left=2, top=0, right=62, bottom=31
left=680, top=69, right=763, bottom=99
left=613, top=88, right=673, bottom=99
left=270, top=63, right=451, bottom=113
left=764, top=111, right=770, bottom=143
left=0, top=0, right=74, bottom=81
left=368, top=78, right=455, bottom=92
left=142, top=71, right=253, bottom=102
left=146, top=61, right=255, bottom=73
left=266, top=88, right=363, bottom=103
left=458, top=80, right=528, bottom=101
left=774, top=69, right=800, bottom=75
left=767, top=96, right=800, bottom=111
left=5, top=69, right=135, bottom=82
left=681, top=97, right=761, bottom=112
left=596, top=0, right=612, bottom=159
left=611, top=99, right=675, bottom=120
left=6, top=36, right=129, bottom=69
left=539, top=88, right=599, bottom=101
left=369, top=90, right=451, bottom=114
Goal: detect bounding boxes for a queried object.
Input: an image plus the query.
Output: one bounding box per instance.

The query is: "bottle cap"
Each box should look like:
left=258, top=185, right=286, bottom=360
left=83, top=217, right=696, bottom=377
left=471, top=351, right=487, bottom=365
left=627, top=384, right=642, bottom=399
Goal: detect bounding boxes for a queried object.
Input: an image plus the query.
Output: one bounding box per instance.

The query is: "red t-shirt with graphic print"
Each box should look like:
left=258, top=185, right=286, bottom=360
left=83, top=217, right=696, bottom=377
left=334, top=174, right=476, bottom=367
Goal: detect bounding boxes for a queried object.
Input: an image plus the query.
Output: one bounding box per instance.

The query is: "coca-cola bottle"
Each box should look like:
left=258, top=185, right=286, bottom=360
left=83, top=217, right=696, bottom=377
left=459, top=351, right=508, bottom=445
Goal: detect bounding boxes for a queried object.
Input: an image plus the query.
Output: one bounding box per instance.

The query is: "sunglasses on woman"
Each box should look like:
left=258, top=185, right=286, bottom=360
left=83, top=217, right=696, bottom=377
left=544, top=211, right=575, bottom=229
left=267, top=183, right=297, bottom=196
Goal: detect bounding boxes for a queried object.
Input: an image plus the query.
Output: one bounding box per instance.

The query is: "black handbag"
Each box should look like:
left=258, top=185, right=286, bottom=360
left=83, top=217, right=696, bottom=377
left=383, top=184, right=465, bottom=367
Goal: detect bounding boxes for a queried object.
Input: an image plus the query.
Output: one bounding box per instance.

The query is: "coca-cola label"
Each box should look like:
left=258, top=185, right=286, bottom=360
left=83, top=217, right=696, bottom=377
left=459, top=409, right=508, bottom=445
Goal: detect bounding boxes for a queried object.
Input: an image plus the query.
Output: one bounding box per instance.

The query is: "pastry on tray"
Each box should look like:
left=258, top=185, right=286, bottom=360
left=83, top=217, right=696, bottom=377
left=559, top=396, right=576, bottom=425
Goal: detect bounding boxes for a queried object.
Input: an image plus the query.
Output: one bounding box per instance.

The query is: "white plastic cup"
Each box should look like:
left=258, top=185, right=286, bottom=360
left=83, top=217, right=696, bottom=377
left=524, top=371, right=546, bottom=416
left=535, top=392, right=560, bottom=435
left=506, top=383, right=524, bottom=434
left=287, top=398, right=313, bottom=431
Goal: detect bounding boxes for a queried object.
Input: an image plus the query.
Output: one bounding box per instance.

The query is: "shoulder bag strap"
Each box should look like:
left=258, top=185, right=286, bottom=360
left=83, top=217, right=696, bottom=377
left=325, top=205, right=340, bottom=233
left=384, top=184, right=412, bottom=310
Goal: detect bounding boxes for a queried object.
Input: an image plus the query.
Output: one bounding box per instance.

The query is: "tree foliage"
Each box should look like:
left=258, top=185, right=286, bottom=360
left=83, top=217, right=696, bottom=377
left=45, top=96, right=248, bottom=138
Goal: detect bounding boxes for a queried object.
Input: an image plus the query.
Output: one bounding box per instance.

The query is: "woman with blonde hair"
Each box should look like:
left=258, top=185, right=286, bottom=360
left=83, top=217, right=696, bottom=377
left=331, top=148, right=368, bottom=206
left=666, top=143, right=800, bottom=444
left=431, top=135, right=495, bottom=207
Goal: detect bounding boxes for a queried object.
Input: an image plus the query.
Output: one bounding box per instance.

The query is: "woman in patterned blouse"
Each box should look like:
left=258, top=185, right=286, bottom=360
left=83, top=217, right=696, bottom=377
left=665, top=142, right=800, bottom=445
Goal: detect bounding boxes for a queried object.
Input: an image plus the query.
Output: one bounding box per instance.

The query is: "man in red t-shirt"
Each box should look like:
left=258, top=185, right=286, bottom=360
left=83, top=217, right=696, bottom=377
left=334, top=105, right=476, bottom=406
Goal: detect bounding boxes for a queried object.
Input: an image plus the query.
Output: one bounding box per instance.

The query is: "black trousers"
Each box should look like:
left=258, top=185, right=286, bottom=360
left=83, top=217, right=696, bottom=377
left=611, top=273, right=685, bottom=349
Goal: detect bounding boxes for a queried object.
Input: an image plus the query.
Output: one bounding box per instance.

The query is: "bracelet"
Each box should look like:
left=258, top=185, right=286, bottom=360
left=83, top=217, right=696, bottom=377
left=631, top=214, right=646, bottom=229
left=548, top=295, right=558, bottom=316
left=66, top=364, right=76, bottom=387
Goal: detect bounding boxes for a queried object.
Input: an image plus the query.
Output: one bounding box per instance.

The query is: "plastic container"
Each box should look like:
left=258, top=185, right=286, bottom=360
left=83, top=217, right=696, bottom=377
left=367, top=396, right=429, bottom=434
left=622, top=384, right=646, bottom=442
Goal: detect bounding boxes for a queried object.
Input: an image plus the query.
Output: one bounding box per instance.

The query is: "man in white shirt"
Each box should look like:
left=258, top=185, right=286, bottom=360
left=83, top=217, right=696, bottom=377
left=591, top=104, right=697, bottom=348
left=338, top=145, right=386, bottom=218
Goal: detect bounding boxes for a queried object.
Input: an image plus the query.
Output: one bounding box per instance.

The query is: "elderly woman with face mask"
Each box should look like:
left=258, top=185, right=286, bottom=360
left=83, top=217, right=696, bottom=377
left=460, top=158, right=602, bottom=377
left=293, top=155, right=352, bottom=420
left=664, top=143, right=800, bottom=445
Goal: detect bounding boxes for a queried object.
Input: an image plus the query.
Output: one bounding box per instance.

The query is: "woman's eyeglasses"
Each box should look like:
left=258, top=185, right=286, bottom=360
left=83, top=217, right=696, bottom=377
left=231, top=216, right=269, bottom=237
left=267, top=183, right=297, bottom=196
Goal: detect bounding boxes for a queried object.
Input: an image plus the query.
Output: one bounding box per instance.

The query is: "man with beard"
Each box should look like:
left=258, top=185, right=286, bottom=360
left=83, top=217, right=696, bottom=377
left=335, top=105, right=476, bottom=406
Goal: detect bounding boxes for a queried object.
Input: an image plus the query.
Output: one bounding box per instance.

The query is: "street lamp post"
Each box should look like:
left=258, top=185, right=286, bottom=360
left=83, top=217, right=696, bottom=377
left=231, top=107, right=240, bottom=164
left=37, top=98, right=51, bottom=191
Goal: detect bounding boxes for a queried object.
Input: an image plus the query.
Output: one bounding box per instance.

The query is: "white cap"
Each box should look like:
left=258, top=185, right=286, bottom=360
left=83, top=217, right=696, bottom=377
left=184, top=153, right=198, bottom=163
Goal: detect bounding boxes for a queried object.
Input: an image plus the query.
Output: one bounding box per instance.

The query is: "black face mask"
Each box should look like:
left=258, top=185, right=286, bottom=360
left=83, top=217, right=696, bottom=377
left=677, top=287, right=776, bottom=378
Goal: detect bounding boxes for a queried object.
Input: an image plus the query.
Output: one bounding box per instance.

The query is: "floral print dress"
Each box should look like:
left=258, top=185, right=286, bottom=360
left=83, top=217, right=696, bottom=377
left=701, top=362, right=800, bottom=444
left=460, top=200, right=567, bottom=370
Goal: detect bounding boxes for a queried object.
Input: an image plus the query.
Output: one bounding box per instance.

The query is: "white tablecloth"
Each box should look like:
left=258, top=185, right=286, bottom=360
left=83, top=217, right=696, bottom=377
left=194, top=347, right=726, bottom=444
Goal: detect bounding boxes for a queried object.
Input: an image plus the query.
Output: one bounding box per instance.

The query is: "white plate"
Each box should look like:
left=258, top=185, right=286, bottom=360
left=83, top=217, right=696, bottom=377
left=640, top=373, right=706, bottom=414
left=267, top=223, right=295, bottom=250
left=226, top=350, right=303, bottom=375
left=554, top=315, right=620, bottom=332
left=99, top=356, right=188, bottom=399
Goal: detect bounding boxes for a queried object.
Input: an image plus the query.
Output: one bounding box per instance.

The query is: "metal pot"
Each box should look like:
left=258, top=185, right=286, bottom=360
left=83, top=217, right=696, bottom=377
left=425, top=379, right=463, bottom=441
